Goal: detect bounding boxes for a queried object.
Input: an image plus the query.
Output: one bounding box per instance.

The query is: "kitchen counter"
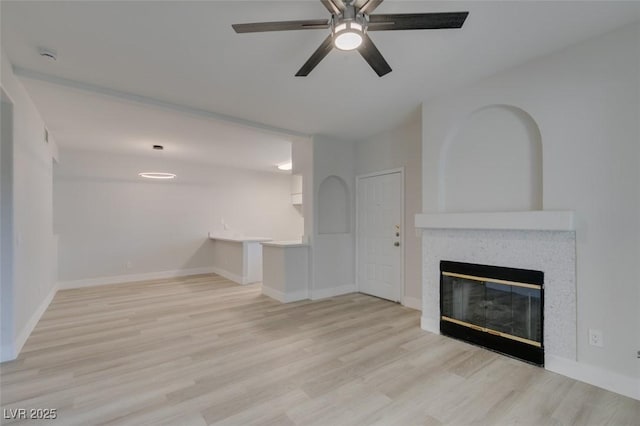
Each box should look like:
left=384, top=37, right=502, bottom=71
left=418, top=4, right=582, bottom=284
left=208, top=233, right=272, bottom=243
left=208, top=233, right=272, bottom=285
left=261, top=240, right=308, bottom=248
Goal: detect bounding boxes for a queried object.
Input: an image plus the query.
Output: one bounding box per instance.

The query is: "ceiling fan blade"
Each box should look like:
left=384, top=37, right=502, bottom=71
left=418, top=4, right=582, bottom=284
left=232, top=19, right=330, bottom=33
left=355, top=0, right=384, bottom=15
left=368, top=12, right=469, bottom=31
left=357, top=34, right=391, bottom=77
left=320, top=0, right=344, bottom=15
left=295, top=35, right=334, bottom=77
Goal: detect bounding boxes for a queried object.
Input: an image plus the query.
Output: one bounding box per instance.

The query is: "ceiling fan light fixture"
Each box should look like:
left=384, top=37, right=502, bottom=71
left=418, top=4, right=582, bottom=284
left=232, top=0, right=469, bottom=77
left=333, top=20, right=364, bottom=51
left=334, top=31, right=362, bottom=51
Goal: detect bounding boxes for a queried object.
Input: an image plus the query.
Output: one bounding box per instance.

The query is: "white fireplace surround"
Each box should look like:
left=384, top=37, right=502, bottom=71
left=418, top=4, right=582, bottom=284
left=416, top=210, right=577, bottom=362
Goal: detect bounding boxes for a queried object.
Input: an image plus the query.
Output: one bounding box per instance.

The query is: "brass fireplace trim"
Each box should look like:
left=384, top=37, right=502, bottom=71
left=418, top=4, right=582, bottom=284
left=442, top=271, right=542, bottom=290
left=441, top=316, right=542, bottom=347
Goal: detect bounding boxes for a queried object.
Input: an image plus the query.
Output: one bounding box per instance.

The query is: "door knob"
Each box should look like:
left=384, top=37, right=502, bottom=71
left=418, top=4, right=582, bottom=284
left=394, top=242, right=400, bottom=247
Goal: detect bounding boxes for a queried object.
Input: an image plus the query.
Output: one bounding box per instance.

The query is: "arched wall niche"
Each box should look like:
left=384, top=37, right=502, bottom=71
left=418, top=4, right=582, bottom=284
left=440, top=105, right=543, bottom=213
left=317, top=175, right=350, bottom=234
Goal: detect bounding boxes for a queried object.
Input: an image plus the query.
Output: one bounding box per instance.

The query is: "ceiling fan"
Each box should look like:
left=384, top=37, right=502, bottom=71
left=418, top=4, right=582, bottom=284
left=232, top=0, right=468, bottom=77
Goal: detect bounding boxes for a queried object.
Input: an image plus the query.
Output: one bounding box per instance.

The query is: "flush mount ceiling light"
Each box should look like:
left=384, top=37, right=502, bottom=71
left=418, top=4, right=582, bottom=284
left=138, top=172, right=176, bottom=179
left=232, top=0, right=468, bottom=77
left=277, top=162, right=293, bottom=171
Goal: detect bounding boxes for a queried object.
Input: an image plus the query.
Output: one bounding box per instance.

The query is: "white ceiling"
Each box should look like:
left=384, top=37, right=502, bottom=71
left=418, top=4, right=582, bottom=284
left=17, top=78, right=295, bottom=172
left=2, top=1, right=640, bottom=156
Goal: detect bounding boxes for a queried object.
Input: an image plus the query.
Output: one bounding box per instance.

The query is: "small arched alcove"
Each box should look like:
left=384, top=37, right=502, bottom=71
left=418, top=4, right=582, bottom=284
left=442, top=105, right=543, bottom=212
left=318, top=175, right=350, bottom=234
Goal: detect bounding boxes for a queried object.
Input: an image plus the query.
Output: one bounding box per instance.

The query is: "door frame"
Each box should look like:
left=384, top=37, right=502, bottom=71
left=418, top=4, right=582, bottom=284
left=355, top=167, right=405, bottom=303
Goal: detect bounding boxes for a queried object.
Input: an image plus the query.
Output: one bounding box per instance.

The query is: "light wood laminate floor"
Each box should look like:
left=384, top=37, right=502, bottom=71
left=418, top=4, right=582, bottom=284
left=1, top=274, right=638, bottom=425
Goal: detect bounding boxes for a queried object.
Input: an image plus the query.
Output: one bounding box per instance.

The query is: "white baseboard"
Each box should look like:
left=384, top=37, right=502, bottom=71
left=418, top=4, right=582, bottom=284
left=210, top=266, right=247, bottom=285
left=546, top=354, right=639, bottom=401
left=261, top=286, right=286, bottom=302
left=261, top=286, right=308, bottom=303
left=9, top=284, right=58, bottom=361
left=420, top=316, right=440, bottom=334
left=58, top=266, right=217, bottom=290
left=402, top=296, right=422, bottom=311
left=310, top=283, right=357, bottom=300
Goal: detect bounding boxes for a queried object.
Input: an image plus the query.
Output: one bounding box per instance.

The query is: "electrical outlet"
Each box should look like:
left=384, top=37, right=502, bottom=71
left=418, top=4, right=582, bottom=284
left=126, top=261, right=133, bottom=270
left=588, top=329, right=603, bottom=347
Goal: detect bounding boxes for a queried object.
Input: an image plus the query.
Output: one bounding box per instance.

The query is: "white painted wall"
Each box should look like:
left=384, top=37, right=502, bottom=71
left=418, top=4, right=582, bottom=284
left=262, top=245, right=287, bottom=296
left=311, top=135, right=356, bottom=297
left=1, top=51, right=57, bottom=361
left=262, top=244, right=309, bottom=303
left=291, top=137, right=314, bottom=298
left=54, top=149, right=303, bottom=285
left=1, top=91, right=15, bottom=362
left=209, top=238, right=266, bottom=285
left=443, top=105, right=543, bottom=212
left=421, top=23, right=640, bottom=379
left=355, top=110, right=422, bottom=307
left=210, top=239, right=245, bottom=283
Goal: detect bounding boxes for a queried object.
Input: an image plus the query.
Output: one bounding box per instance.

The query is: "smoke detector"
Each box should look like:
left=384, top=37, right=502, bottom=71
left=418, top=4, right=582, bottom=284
left=38, top=47, right=57, bottom=62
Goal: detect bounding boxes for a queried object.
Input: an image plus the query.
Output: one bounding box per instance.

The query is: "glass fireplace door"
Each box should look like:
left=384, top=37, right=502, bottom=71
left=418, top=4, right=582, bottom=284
left=441, top=272, right=542, bottom=347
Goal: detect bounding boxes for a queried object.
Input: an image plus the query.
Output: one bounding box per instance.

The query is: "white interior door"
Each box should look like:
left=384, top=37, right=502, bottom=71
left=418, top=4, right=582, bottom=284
left=357, top=171, right=402, bottom=302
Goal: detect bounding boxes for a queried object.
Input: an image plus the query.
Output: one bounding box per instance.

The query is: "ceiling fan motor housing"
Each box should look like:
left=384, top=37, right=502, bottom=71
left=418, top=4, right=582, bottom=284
left=332, top=6, right=367, bottom=50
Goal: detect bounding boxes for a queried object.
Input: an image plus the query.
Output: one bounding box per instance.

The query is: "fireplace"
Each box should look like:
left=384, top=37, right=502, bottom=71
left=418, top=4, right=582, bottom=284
left=440, top=260, right=544, bottom=366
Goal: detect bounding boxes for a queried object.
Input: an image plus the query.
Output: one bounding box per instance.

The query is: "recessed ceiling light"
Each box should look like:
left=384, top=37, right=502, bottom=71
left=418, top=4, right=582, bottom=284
left=277, top=162, right=292, bottom=171
left=138, top=172, right=176, bottom=179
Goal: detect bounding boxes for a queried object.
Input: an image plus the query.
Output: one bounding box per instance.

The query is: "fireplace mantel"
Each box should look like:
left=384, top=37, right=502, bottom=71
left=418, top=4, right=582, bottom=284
left=415, top=211, right=574, bottom=232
